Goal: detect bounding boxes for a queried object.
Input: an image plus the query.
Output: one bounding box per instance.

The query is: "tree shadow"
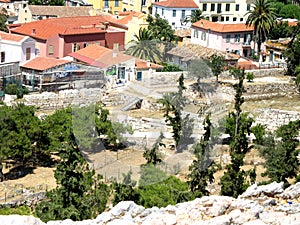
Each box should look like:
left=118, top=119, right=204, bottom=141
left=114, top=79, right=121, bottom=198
left=4, top=165, right=36, bottom=180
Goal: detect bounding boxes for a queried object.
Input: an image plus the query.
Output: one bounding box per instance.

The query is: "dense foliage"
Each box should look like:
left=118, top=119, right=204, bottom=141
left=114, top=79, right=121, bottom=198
left=284, top=23, right=300, bottom=76
left=259, top=120, right=300, bottom=187
left=0, top=104, right=51, bottom=180
left=29, top=0, right=65, bottom=6
left=207, top=54, right=226, bottom=83
left=0, top=8, right=8, bottom=32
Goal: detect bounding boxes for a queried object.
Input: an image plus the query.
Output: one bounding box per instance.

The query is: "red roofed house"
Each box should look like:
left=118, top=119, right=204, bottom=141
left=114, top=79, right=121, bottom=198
left=10, top=15, right=127, bottom=59
left=0, top=31, right=36, bottom=90
left=135, top=59, right=163, bottom=82
left=69, top=44, right=135, bottom=84
left=152, top=0, right=199, bottom=29
left=191, top=20, right=254, bottom=57
left=21, top=56, right=103, bottom=91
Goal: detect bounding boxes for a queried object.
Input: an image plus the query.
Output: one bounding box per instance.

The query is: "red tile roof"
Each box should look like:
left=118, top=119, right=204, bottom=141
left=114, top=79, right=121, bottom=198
left=152, top=0, right=198, bottom=8
left=135, top=60, right=163, bottom=70
left=69, top=45, right=134, bottom=68
left=117, top=11, right=146, bottom=25
left=21, top=57, right=71, bottom=71
left=11, top=15, right=127, bottom=40
left=0, top=31, right=26, bottom=42
left=192, top=20, right=254, bottom=33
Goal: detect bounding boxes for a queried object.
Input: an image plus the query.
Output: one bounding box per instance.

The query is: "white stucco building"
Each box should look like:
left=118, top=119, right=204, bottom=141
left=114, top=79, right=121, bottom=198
left=196, top=0, right=254, bottom=23
left=0, top=31, right=36, bottom=65
left=152, top=0, right=199, bottom=29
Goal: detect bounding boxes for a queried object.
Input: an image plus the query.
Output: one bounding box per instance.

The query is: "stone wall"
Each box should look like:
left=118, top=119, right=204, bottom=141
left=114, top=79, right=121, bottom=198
left=253, top=109, right=300, bottom=131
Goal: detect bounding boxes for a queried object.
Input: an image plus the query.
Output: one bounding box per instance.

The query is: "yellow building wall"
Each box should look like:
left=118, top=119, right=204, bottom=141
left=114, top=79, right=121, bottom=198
left=122, top=0, right=143, bottom=12
left=87, top=0, right=122, bottom=14
left=125, top=14, right=148, bottom=44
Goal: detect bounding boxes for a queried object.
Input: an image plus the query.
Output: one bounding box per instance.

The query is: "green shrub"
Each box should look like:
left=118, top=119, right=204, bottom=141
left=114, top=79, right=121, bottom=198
left=0, top=205, right=31, bottom=215
left=251, top=124, right=266, bottom=145
left=4, top=84, right=18, bottom=95
left=246, top=72, right=254, bottom=82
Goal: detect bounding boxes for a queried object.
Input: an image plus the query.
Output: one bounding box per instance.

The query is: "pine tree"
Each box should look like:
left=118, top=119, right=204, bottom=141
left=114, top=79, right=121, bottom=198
left=35, top=134, right=110, bottom=222
left=220, top=69, right=255, bottom=198
left=187, top=114, right=219, bottom=197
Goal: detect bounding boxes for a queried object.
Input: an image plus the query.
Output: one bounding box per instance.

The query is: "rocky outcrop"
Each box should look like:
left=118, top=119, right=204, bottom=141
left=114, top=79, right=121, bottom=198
left=2, top=182, right=300, bottom=225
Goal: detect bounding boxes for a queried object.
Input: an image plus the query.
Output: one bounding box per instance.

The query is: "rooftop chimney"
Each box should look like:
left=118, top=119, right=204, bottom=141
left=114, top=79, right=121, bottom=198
left=146, top=60, right=151, bottom=67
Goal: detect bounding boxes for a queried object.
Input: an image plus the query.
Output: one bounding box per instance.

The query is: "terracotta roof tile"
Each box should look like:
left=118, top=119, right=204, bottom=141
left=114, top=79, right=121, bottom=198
left=29, top=5, right=94, bottom=18
left=21, top=57, right=71, bottom=71
left=175, top=29, right=191, bottom=37
left=168, top=43, right=240, bottom=61
left=153, top=0, right=198, bottom=8
left=69, top=45, right=134, bottom=68
left=11, top=15, right=127, bottom=40
left=0, top=31, right=26, bottom=42
left=192, top=20, right=254, bottom=33
left=135, top=60, right=163, bottom=69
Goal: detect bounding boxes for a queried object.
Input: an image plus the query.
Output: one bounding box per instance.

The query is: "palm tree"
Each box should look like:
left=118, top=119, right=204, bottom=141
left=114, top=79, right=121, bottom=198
left=245, top=0, right=277, bottom=59
left=126, top=27, right=162, bottom=63
left=183, top=9, right=204, bottom=25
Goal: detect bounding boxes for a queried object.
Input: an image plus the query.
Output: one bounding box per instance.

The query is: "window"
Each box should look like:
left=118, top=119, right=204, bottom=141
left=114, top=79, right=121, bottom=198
left=162, top=8, right=164, bottom=16
left=113, top=43, right=119, bottom=51
left=217, top=3, right=221, bottom=13
left=155, top=7, right=157, bottom=15
left=240, top=18, right=243, bottom=22
left=234, top=34, right=240, bottom=43
left=201, top=32, right=206, bottom=41
left=104, top=0, right=108, bottom=7
left=172, top=22, right=175, bottom=26
left=226, top=35, right=230, bottom=43
left=225, top=4, right=230, bottom=11
left=83, top=43, right=88, bottom=48
left=233, top=17, right=237, bottom=21
left=235, top=4, right=239, bottom=11
left=48, top=45, right=54, bottom=55
left=247, top=4, right=251, bottom=10
left=211, top=3, right=215, bottom=11
left=72, top=43, right=80, bottom=52
left=226, top=16, right=229, bottom=21
left=181, top=10, right=185, bottom=19
left=142, top=0, right=146, bottom=6
left=244, top=33, right=252, bottom=44
left=221, top=16, right=224, bottom=21
left=172, top=10, right=176, bottom=17
left=115, top=0, right=119, bottom=7
left=1, top=52, right=5, bottom=63
left=203, top=3, right=207, bottom=11
left=194, top=30, right=199, bottom=38
left=26, top=47, right=31, bottom=60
